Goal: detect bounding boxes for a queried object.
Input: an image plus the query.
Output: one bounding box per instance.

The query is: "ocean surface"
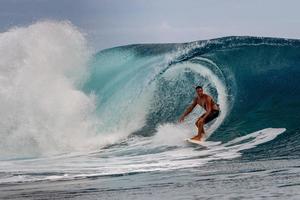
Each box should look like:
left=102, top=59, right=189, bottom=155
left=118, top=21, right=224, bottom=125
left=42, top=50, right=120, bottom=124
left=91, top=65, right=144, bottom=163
left=0, top=21, right=300, bottom=199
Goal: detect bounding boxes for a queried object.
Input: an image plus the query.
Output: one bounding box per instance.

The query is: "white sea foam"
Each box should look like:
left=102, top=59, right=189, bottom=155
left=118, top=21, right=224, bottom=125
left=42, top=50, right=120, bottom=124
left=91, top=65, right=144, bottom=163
left=0, top=21, right=103, bottom=157
left=0, top=127, right=286, bottom=184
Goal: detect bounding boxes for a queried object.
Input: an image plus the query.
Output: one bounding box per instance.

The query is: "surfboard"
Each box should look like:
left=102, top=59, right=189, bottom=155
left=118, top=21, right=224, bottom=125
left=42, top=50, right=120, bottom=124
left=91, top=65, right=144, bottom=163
left=185, top=138, right=221, bottom=147
left=185, top=138, right=203, bottom=145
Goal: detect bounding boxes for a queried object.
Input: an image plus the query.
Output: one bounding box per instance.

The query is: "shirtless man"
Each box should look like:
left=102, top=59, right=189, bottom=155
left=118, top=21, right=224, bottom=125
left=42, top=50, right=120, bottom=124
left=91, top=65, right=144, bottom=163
left=179, top=86, right=220, bottom=141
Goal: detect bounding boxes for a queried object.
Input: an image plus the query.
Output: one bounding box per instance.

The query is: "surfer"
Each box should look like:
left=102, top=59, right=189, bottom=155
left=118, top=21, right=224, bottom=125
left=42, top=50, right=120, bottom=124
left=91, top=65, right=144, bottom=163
left=179, top=86, right=220, bottom=141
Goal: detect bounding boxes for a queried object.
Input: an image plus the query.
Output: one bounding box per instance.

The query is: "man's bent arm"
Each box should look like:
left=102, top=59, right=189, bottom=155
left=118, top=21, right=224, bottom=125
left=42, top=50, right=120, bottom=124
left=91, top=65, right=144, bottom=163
left=180, top=98, right=197, bottom=121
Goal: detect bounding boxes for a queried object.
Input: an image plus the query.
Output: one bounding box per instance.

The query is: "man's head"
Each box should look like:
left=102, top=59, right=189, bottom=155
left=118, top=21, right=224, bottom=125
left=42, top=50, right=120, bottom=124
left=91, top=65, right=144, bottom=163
left=195, top=85, right=203, bottom=96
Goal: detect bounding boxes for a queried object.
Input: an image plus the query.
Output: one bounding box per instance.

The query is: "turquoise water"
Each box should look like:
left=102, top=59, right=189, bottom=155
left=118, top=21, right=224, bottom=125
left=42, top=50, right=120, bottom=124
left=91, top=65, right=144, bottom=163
left=86, top=36, right=300, bottom=145
left=0, top=22, right=300, bottom=199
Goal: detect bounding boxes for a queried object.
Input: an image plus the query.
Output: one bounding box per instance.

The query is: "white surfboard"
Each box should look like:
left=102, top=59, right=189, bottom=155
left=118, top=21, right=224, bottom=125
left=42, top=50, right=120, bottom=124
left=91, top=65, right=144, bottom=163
left=185, top=138, right=221, bottom=147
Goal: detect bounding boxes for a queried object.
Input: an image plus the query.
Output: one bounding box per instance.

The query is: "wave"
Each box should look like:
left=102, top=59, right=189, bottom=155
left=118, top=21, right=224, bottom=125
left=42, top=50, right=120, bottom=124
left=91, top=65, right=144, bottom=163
left=85, top=33, right=300, bottom=158
left=0, top=21, right=299, bottom=158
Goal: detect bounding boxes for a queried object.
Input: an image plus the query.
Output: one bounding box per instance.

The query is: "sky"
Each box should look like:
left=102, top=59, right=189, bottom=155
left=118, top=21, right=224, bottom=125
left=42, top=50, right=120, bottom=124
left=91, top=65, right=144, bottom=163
left=0, top=0, right=300, bottom=50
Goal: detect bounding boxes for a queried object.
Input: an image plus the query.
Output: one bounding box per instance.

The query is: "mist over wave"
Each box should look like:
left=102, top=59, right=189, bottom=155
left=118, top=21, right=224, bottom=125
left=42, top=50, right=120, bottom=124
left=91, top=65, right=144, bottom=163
left=0, top=21, right=103, bottom=157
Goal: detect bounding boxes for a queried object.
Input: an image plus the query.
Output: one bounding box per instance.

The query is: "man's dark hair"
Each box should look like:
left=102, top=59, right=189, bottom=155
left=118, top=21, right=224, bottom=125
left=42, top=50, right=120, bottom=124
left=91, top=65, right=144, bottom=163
left=195, top=85, right=202, bottom=90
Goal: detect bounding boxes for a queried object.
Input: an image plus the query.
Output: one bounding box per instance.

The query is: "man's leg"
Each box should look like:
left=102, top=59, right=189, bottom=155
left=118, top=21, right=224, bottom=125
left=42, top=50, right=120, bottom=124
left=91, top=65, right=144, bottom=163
left=191, top=117, right=205, bottom=140
left=198, top=120, right=205, bottom=140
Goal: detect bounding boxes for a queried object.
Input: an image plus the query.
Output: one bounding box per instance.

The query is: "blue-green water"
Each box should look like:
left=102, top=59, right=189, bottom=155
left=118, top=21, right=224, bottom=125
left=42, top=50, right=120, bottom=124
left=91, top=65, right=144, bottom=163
left=0, top=22, right=300, bottom=199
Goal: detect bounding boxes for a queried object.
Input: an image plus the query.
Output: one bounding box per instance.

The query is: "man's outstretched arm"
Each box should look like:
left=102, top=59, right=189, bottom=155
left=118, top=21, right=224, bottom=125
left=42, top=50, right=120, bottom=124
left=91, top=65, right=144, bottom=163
left=179, top=98, right=197, bottom=122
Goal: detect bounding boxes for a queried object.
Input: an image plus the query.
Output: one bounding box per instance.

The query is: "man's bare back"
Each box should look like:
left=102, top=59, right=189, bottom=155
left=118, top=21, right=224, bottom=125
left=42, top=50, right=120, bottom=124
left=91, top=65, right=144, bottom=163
left=179, top=86, right=220, bottom=141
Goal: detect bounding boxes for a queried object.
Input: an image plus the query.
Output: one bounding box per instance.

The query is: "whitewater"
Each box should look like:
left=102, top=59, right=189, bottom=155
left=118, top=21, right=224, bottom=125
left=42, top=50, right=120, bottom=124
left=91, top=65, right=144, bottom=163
left=0, top=21, right=300, bottom=199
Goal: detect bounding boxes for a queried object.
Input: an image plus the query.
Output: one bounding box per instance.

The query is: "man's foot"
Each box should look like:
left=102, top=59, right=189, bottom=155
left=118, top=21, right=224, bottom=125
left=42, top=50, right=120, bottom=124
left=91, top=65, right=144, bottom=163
left=190, top=135, right=203, bottom=141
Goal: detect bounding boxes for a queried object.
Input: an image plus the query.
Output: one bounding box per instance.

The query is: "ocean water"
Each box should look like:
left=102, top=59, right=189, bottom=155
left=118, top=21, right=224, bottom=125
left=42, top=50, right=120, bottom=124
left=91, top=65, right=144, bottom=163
left=0, top=21, right=300, bottom=199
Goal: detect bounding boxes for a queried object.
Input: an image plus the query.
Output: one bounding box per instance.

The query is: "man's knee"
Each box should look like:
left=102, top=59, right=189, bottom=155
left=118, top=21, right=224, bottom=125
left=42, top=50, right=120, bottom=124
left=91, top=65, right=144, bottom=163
left=196, top=120, right=204, bottom=127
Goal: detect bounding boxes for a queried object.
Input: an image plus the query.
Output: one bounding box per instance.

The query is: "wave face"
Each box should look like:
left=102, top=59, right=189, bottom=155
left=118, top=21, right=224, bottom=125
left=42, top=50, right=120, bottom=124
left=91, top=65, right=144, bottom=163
left=86, top=36, right=300, bottom=156
left=0, top=21, right=300, bottom=160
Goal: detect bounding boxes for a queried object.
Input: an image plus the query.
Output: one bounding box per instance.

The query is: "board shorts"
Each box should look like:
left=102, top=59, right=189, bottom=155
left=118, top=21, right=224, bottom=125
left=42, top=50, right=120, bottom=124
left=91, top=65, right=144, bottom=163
left=201, top=109, right=220, bottom=124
